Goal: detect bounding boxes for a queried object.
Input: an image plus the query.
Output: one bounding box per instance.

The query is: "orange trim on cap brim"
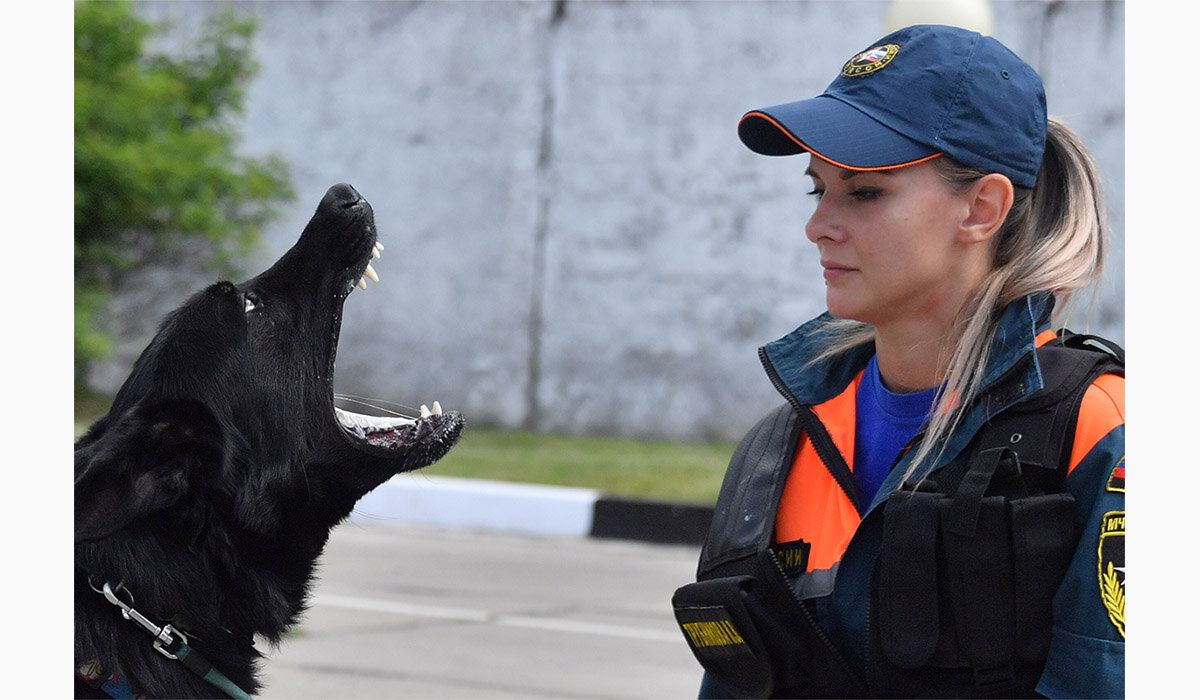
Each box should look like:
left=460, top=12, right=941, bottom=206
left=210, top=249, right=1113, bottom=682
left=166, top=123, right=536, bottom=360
left=740, top=111, right=944, bottom=172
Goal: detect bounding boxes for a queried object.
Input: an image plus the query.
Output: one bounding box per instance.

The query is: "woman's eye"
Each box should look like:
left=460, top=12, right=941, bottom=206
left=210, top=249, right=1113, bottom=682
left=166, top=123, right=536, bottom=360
left=807, top=186, right=881, bottom=202
left=850, top=187, right=882, bottom=201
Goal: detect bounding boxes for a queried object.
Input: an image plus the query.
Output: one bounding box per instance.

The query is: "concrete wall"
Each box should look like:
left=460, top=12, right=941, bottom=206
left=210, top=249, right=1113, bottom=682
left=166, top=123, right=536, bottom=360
left=96, top=0, right=1125, bottom=441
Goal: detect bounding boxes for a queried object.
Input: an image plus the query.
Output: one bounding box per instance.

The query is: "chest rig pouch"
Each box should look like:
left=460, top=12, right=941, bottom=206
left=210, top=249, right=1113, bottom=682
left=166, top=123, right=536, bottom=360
left=874, top=448, right=1074, bottom=695
left=872, top=333, right=1124, bottom=696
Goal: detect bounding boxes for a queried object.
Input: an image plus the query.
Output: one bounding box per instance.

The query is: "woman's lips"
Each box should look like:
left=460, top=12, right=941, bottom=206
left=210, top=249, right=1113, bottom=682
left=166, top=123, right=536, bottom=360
left=821, top=261, right=855, bottom=282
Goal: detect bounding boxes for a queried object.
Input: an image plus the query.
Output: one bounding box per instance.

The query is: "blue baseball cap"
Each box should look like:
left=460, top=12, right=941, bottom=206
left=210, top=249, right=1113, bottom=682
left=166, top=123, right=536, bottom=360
left=738, top=24, right=1047, bottom=188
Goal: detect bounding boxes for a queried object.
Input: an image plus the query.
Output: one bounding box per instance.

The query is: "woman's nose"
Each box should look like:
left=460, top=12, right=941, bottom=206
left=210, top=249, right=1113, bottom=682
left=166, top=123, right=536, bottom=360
left=805, top=200, right=841, bottom=244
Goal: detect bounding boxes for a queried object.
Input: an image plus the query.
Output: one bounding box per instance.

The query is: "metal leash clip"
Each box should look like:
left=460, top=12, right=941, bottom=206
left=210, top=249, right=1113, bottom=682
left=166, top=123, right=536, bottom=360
left=93, top=580, right=189, bottom=660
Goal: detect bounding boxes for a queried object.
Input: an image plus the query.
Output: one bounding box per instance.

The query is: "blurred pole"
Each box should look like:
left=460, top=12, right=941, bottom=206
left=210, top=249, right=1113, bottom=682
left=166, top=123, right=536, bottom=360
left=884, top=0, right=995, bottom=34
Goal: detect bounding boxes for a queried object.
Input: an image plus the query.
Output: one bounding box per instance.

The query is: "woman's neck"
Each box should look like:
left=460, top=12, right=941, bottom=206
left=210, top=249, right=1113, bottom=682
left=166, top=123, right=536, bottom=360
left=869, top=260, right=988, bottom=394
left=872, top=318, right=958, bottom=394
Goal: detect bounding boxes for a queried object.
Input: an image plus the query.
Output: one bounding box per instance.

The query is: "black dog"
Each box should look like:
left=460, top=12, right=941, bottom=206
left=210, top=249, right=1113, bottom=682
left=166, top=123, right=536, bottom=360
left=75, top=184, right=464, bottom=698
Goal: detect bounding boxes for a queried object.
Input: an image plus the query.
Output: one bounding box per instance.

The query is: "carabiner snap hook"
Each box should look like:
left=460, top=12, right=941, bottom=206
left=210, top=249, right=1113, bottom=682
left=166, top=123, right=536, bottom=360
left=92, top=580, right=185, bottom=658
left=99, top=581, right=134, bottom=614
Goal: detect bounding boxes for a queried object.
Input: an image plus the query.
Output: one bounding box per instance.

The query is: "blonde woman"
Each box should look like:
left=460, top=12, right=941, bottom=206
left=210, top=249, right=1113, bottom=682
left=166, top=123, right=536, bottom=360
left=673, top=24, right=1124, bottom=699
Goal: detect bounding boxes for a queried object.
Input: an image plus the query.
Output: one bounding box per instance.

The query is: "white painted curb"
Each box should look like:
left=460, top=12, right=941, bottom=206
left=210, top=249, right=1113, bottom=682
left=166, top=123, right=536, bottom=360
left=350, top=474, right=601, bottom=538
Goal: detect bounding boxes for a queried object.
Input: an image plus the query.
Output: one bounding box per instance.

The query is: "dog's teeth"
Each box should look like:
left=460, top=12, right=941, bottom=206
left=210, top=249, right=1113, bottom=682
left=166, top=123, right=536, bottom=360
left=364, top=263, right=379, bottom=283
left=375, top=241, right=385, bottom=253
left=335, top=408, right=417, bottom=434
left=357, top=277, right=367, bottom=290
left=432, top=401, right=443, bottom=416
left=371, top=246, right=381, bottom=260
left=420, top=404, right=432, bottom=418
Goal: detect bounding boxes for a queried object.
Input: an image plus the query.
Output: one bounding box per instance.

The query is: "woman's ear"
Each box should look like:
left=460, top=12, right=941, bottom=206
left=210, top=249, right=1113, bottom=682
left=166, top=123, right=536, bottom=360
left=959, top=173, right=1015, bottom=244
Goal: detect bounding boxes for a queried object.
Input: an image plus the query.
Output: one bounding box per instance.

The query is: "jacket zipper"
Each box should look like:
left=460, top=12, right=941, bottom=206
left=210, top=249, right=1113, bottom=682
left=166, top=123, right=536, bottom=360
left=766, top=546, right=869, bottom=695
left=758, top=347, right=877, bottom=694
left=759, top=348, right=863, bottom=515
left=759, top=347, right=802, bottom=414
left=799, top=407, right=863, bottom=515
left=863, top=555, right=881, bottom=691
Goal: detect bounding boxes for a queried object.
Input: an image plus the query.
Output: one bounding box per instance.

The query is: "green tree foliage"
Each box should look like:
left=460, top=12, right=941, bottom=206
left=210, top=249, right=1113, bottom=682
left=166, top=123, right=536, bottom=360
left=74, top=0, right=293, bottom=385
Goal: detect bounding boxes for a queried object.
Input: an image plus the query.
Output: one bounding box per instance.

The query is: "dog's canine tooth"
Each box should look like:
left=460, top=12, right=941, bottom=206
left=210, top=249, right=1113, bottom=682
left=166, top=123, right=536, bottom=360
left=375, top=241, right=385, bottom=253
left=371, top=245, right=381, bottom=260
left=432, top=401, right=443, bottom=416
left=357, top=277, right=367, bottom=290
left=420, top=404, right=432, bottom=418
left=364, top=263, right=379, bottom=283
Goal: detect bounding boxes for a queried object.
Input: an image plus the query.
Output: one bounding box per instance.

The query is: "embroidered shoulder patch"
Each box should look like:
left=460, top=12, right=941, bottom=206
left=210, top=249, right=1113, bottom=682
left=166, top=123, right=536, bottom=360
left=1098, top=511, right=1125, bottom=639
left=842, top=43, right=900, bottom=77
left=1106, top=457, right=1125, bottom=493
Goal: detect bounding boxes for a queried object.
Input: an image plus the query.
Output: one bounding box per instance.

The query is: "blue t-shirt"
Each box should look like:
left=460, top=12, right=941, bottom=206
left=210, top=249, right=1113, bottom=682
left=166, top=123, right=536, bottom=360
left=853, top=355, right=939, bottom=505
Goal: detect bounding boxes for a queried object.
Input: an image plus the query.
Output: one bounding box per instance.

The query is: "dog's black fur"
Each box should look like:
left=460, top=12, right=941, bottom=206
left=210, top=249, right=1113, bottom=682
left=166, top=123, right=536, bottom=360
left=75, top=184, right=464, bottom=698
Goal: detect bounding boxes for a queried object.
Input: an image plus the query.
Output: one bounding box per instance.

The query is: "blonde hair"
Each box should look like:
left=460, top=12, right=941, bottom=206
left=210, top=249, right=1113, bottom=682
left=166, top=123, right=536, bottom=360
left=813, top=117, right=1108, bottom=480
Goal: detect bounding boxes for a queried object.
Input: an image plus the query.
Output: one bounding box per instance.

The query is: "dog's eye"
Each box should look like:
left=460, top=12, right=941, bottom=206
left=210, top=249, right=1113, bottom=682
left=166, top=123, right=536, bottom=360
left=243, top=292, right=260, bottom=314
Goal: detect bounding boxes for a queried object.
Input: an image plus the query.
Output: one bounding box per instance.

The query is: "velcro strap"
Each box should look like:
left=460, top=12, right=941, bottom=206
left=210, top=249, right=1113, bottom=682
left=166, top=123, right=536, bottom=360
left=945, top=448, right=1007, bottom=536
left=1010, top=493, right=1077, bottom=659
left=878, top=492, right=941, bottom=668
left=944, top=497, right=1016, bottom=667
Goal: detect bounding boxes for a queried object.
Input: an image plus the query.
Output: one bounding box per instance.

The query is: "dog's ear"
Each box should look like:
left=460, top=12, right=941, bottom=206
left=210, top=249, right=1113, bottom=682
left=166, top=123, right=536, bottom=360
left=75, top=400, right=225, bottom=543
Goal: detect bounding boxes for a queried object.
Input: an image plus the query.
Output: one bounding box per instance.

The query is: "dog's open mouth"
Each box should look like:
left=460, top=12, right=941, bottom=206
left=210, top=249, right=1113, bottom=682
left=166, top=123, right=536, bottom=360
left=330, top=238, right=464, bottom=459
left=335, top=402, right=460, bottom=451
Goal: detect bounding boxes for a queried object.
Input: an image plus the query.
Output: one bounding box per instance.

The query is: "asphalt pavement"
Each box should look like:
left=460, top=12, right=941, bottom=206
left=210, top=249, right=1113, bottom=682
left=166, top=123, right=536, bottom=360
left=257, top=521, right=706, bottom=699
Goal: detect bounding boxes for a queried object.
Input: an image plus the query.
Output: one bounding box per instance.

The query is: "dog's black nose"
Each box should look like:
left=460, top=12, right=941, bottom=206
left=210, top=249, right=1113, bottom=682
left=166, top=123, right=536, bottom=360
left=322, top=183, right=363, bottom=210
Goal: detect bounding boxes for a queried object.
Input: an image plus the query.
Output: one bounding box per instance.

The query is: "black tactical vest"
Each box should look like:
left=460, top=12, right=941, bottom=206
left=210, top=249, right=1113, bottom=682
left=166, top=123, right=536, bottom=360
left=673, top=333, right=1124, bottom=698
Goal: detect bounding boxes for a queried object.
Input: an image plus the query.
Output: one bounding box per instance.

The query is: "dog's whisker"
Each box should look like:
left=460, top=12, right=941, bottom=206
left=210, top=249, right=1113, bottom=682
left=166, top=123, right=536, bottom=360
left=334, top=394, right=420, bottom=418
left=334, top=393, right=414, bottom=413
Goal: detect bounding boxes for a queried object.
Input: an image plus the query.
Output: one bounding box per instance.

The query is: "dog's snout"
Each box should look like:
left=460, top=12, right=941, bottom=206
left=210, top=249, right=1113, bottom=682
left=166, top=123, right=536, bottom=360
left=323, top=183, right=364, bottom=210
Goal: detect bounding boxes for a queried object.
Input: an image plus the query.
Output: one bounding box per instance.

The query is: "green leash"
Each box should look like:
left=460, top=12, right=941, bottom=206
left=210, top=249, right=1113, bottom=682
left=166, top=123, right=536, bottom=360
left=173, top=643, right=253, bottom=700
left=91, top=581, right=255, bottom=699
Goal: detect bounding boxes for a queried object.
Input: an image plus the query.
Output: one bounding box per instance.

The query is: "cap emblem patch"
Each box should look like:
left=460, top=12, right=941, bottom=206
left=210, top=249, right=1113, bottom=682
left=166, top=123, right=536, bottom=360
left=842, top=43, right=900, bottom=77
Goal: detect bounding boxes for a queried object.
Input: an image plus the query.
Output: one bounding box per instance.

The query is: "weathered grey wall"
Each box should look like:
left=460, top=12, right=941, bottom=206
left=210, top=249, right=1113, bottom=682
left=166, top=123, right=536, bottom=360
left=95, top=0, right=1125, bottom=441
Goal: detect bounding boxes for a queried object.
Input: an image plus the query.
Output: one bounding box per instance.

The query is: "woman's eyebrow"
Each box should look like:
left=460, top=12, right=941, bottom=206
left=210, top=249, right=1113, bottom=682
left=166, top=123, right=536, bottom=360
left=803, top=167, right=895, bottom=180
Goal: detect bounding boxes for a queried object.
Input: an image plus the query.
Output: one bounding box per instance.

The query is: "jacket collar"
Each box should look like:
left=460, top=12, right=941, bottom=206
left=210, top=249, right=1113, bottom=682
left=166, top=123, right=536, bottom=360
left=761, top=293, right=1054, bottom=412
left=762, top=294, right=1056, bottom=509
left=760, top=313, right=873, bottom=408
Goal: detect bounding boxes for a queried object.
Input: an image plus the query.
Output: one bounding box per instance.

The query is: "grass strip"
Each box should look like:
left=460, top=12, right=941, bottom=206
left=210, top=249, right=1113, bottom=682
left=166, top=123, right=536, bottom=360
left=429, top=427, right=732, bottom=505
